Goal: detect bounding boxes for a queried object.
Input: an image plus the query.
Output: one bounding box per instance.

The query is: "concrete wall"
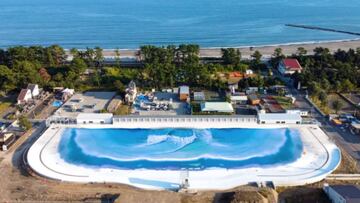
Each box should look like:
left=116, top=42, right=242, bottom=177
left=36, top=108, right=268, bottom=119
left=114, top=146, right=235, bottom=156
left=112, top=115, right=258, bottom=128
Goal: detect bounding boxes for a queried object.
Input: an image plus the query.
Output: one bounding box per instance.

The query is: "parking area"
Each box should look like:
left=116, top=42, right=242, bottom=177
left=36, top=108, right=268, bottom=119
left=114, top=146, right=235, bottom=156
left=55, top=92, right=116, bottom=118
left=133, top=92, right=189, bottom=116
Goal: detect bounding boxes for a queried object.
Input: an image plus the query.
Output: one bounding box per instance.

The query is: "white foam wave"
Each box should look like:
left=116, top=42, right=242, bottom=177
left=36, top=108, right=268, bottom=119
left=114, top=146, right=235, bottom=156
left=146, top=135, right=168, bottom=145
left=146, top=134, right=197, bottom=148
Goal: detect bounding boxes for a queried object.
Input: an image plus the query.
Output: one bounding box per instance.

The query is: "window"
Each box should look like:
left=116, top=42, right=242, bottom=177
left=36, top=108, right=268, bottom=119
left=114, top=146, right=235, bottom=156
left=276, top=121, right=280, bottom=124
left=89, top=121, right=93, bottom=124
left=261, top=121, right=265, bottom=124
left=83, top=121, right=86, bottom=124
left=281, top=121, right=285, bottom=124
left=100, top=121, right=104, bottom=124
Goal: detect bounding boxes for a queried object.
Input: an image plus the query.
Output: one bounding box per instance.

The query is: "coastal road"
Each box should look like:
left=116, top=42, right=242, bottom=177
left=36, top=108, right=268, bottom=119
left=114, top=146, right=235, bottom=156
left=282, top=75, right=360, bottom=169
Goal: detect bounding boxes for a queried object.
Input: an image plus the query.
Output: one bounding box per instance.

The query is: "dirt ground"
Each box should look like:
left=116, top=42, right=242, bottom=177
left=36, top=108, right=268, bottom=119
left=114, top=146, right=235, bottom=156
left=0, top=158, right=277, bottom=203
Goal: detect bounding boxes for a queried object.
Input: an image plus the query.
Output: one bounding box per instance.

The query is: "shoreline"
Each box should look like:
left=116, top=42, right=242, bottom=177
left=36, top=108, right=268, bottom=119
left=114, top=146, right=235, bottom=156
left=66, top=39, right=360, bottom=59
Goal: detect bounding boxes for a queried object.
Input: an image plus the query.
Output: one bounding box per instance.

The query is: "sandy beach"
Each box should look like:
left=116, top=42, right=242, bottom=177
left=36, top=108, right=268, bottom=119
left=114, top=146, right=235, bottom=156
left=93, top=39, right=360, bottom=59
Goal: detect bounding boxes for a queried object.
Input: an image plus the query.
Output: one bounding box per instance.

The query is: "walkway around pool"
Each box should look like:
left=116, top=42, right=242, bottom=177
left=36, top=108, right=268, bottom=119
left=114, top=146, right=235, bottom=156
left=27, top=122, right=340, bottom=190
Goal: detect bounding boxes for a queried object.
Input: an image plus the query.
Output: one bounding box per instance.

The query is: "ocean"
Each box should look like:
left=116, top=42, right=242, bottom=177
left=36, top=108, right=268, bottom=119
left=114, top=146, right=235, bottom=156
left=0, top=0, right=360, bottom=48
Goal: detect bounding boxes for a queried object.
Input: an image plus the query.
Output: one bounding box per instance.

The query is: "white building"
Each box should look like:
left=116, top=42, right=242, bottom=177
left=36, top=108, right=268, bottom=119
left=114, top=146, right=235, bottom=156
left=286, top=109, right=309, bottom=117
left=323, top=184, right=360, bottom=203
left=17, top=89, right=32, bottom=104
left=76, top=113, right=113, bottom=124
left=193, top=92, right=205, bottom=101
left=125, top=81, right=137, bottom=104
left=258, top=112, right=302, bottom=124
left=230, top=95, right=248, bottom=105
left=245, top=69, right=253, bottom=75
left=200, top=102, right=234, bottom=113
left=228, top=82, right=239, bottom=94
left=27, top=84, right=40, bottom=98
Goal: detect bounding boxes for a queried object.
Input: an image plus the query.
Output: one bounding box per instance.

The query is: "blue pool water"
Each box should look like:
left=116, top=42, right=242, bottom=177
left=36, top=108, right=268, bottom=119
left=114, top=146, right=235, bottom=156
left=0, top=0, right=360, bottom=48
left=52, top=100, right=63, bottom=107
left=59, top=128, right=303, bottom=170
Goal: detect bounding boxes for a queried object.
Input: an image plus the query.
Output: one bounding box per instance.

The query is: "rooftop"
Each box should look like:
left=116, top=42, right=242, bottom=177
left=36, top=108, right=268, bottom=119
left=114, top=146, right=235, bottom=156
left=179, top=86, right=190, bottom=94
left=201, top=102, right=234, bottom=113
left=230, top=95, right=248, bottom=101
left=330, top=185, right=360, bottom=203
left=258, top=112, right=302, bottom=121
left=55, top=91, right=116, bottom=118
left=282, top=59, right=302, bottom=70
left=17, top=88, right=30, bottom=101
left=76, top=113, right=113, bottom=120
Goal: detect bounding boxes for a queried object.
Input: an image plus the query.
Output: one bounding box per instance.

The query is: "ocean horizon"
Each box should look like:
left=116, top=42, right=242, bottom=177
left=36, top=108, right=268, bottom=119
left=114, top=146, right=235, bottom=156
left=1, top=0, right=360, bottom=48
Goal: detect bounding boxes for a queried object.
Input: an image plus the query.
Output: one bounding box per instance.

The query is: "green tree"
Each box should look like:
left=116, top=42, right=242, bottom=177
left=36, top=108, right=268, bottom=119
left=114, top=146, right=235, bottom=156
left=271, top=48, right=285, bottom=68
left=113, top=80, right=125, bottom=93
left=341, top=79, right=355, bottom=93
left=251, top=50, right=262, bottom=66
left=70, top=48, right=79, bottom=58
left=318, top=91, right=328, bottom=107
left=13, top=60, right=41, bottom=87
left=221, top=48, right=241, bottom=66
left=47, top=45, right=66, bottom=66
left=19, top=116, right=32, bottom=131
left=296, top=47, right=307, bottom=56
left=332, top=100, right=343, bottom=114
left=94, top=46, right=104, bottom=68
left=0, top=65, right=16, bottom=92
left=70, top=58, right=87, bottom=74
left=114, top=48, right=121, bottom=68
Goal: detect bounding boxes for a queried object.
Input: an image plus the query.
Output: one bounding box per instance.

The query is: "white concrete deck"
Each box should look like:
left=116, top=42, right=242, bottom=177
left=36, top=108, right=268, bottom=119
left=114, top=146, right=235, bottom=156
left=27, top=124, right=340, bottom=190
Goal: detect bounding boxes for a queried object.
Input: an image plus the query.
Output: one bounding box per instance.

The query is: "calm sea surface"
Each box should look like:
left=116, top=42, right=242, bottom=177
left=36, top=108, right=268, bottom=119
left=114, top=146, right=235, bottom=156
left=0, top=0, right=360, bottom=48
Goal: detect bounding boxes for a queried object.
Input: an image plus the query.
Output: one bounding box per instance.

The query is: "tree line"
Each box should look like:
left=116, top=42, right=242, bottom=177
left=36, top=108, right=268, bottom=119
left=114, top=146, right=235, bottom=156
left=0, top=44, right=359, bottom=97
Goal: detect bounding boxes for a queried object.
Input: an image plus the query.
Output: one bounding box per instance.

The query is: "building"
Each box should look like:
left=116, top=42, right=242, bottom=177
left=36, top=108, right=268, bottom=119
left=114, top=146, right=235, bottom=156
left=245, top=87, right=258, bottom=95
left=61, top=88, right=75, bottom=101
left=323, top=184, right=360, bottom=203
left=228, top=71, right=242, bottom=78
left=200, top=102, right=234, bottom=113
left=230, top=95, right=248, bottom=105
left=286, top=109, right=309, bottom=117
left=228, top=82, right=239, bottom=94
left=27, top=84, right=40, bottom=98
left=179, top=86, right=190, bottom=101
left=258, top=112, right=302, bottom=124
left=350, top=123, right=360, bottom=135
left=0, top=132, right=15, bottom=151
left=278, top=59, right=303, bottom=75
left=76, top=113, right=113, bottom=124
left=193, top=91, right=205, bottom=101
left=125, top=80, right=137, bottom=104
left=245, top=69, right=254, bottom=75
left=17, top=88, right=32, bottom=104
left=248, top=94, right=260, bottom=105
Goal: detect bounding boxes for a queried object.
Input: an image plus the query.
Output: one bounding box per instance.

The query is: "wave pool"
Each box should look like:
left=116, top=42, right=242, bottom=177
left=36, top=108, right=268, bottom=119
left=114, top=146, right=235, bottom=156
left=59, top=128, right=303, bottom=170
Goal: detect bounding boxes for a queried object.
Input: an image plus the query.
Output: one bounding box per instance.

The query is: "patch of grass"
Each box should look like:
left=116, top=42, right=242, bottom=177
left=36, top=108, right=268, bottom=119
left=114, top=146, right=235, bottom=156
left=273, top=96, right=293, bottom=110
left=114, top=105, right=131, bottom=115
left=310, top=96, right=331, bottom=115
left=0, top=102, right=12, bottom=114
